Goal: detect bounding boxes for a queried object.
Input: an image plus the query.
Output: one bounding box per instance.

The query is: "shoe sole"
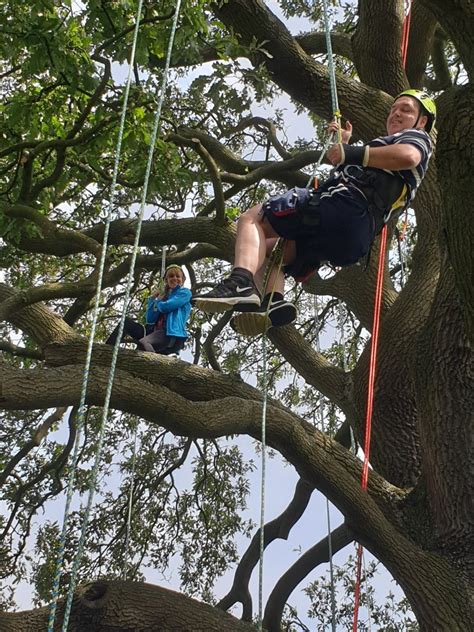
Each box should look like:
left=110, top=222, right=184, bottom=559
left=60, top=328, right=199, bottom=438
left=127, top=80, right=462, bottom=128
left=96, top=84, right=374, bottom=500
left=231, top=304, right=296, bottom=336
left=194, top=295, right=260, bottom=313
left=231, top=312, right=270, bottom=336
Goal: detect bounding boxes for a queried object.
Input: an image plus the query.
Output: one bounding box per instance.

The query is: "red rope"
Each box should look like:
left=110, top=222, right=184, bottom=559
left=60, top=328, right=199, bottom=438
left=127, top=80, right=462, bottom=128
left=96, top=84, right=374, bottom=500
left=352, top=2, right=412, bottom=627
left=352, top=225, right=388, bottom=630
left=401, top=2, right=412, bottom=68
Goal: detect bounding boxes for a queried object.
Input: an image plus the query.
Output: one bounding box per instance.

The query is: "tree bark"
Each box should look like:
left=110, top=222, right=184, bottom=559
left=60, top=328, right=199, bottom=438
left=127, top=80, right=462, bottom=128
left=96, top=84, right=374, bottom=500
left=0, top=581, right=256, bottom=631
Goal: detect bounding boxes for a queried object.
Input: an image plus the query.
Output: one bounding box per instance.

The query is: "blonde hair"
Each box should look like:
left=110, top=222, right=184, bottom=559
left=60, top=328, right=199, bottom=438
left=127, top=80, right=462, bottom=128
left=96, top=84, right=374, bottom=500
left=160, top=265, right=186, bottom=299
left=164, top=265, right=185, bottom=282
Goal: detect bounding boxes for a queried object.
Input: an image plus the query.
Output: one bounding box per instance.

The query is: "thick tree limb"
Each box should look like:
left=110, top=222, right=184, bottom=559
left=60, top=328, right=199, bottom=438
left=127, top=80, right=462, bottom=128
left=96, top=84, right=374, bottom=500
left=428, top=27, right=452, bottom=91
left=0, top=580, right=256, bottom=632
left=420, top=0, right=474, bottom=79
left=405, top=2, right=438, bottom=89
left=434, top=83, right=474, bottom=341
left=0, top=339, right=43, bottom=360
left=0, top=283, right=79, bottom=346
left=296, top=30, right=352, bottom=61
left=0, top=280, right=97, bottom=322
left=212, top=0, right=393, bottom=140
left=2, top=203, right=102, bottom=256
left=1, top=354, right=470, bottom=628
left=416, top=257, right=474, bottom=575
left=352, top=0, right=407, bottom=95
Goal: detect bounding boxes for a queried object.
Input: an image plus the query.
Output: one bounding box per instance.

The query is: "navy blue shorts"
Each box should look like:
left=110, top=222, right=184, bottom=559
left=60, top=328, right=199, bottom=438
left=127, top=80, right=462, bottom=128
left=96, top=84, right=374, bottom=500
left=262, top=184, right=375, bottom=278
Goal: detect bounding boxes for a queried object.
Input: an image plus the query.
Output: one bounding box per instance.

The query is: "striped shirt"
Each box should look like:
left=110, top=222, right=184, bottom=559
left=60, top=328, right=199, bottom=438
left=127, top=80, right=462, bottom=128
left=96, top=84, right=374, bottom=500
left=331, top=128, right=433, bottom=209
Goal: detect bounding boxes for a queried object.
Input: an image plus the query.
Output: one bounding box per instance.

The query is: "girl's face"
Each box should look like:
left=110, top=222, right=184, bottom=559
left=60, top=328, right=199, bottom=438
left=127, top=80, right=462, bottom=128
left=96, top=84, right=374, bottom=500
left=165, top=268, right=185, bottom=289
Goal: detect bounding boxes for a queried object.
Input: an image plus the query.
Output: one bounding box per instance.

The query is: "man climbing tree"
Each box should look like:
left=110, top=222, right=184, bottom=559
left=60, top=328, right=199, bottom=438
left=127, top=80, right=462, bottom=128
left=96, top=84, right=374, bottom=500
left=194, top=90, right=435, bottom=334
left=0, top=1, right=472, bottom=630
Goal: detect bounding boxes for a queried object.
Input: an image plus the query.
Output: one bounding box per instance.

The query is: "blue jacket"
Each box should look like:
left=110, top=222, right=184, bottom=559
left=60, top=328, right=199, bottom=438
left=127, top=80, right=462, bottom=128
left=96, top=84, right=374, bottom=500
left=145, top=286, right=192, bottom=339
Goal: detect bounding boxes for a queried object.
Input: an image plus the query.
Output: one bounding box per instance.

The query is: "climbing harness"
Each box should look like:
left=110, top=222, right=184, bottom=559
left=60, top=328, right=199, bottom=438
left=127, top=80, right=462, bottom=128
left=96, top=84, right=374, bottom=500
left=47, top=1, right=182, bottom=629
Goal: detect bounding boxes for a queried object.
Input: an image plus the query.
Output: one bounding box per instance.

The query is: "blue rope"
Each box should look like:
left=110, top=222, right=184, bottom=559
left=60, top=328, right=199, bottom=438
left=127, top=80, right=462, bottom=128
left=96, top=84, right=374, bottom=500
left=47, top=2, right=145, bottom=629
left=322, top=0, right=340, bottom=119
left=306, top=0, right=341, bottom=189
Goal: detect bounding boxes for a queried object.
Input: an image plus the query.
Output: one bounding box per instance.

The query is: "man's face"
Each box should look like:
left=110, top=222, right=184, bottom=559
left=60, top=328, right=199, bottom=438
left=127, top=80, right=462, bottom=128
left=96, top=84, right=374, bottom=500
left=386, top=96, right=427, bottom=135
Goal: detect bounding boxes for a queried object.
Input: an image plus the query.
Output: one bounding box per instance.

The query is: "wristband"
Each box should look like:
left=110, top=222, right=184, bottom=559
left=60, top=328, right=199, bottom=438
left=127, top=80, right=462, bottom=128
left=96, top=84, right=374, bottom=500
left=339, top=143, right=369, bottom=167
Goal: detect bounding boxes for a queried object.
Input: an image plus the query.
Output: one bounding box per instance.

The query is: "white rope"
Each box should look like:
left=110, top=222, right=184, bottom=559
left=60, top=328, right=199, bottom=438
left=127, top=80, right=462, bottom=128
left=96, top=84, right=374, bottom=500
left=52, top=2, right=182, bottom=629
left=122, top=420, right=140, bottom=580
left=47, top=2, right=145, bottom=628
left=314, top=295, right=337, bottom=632
left=257, top=333, right=268, bottom=631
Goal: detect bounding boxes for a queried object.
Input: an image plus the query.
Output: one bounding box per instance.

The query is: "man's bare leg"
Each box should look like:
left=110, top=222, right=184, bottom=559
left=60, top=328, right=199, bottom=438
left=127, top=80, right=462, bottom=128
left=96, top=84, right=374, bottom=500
left=234, top=205, right=280, bottom=274
left=193, top=205, right=279, bottom=310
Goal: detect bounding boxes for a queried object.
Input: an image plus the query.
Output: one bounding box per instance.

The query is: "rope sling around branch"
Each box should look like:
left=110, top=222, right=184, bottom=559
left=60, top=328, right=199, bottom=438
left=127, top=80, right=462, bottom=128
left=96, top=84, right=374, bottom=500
left=48, top=2, right=183, bottom=630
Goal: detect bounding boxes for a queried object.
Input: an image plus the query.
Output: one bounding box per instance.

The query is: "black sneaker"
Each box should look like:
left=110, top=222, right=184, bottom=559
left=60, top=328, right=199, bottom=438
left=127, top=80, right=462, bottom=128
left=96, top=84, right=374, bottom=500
left=193, top=276, right=261, bottom=313
left=265, top=297, right=297, bottom=327
left=231, top=295, right=296, bottom=335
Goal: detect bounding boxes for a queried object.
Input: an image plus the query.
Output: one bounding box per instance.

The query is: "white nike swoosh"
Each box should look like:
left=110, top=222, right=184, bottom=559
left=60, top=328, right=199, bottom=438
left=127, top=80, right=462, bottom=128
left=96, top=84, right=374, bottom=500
left=236, top=286, right=253, bottom=293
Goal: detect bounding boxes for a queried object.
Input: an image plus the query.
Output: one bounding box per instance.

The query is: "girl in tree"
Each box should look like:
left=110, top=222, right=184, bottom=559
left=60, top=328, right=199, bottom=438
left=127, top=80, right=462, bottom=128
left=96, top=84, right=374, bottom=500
left=106, top=265, right=192, bottom=355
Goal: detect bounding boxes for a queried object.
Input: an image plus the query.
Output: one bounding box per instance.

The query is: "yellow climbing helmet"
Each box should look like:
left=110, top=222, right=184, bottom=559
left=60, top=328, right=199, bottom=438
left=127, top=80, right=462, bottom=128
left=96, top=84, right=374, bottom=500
left=396, top=89, right=436, bottom=132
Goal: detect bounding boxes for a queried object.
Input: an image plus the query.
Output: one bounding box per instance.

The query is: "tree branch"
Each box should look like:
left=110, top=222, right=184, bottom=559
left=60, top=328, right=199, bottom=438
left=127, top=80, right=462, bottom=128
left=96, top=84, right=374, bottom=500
left=0, top=407, right=67, bottom=488
left=263, top=523, right=352, bottom=631
left=0, top=282, right=78, bottom=346
left=217, top=478, right=314, bottom=620
left=352, top=0, right=407, bottom=95
left=0, top=339, right=43, bottom=360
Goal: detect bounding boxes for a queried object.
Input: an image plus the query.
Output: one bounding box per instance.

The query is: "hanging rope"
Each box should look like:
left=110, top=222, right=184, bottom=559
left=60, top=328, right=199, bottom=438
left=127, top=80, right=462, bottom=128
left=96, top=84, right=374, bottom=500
left=351, top=221, right=387, bottom=630
left=47, top=2, right=146, bottom=629
left=122, top=420, right=140, bottom=580
left=257, top=333, right=268, bottom=631
left=48, top=3, right=182, bottom=630
left=396, top=0, right=413, bottom=287
left=308, top=4, right=343, bottom=625
left=314, top=296, right=337, bottom=632
left=352, top=3, right=413, bottom=628
left=322, top=0, right=341, bottom=124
